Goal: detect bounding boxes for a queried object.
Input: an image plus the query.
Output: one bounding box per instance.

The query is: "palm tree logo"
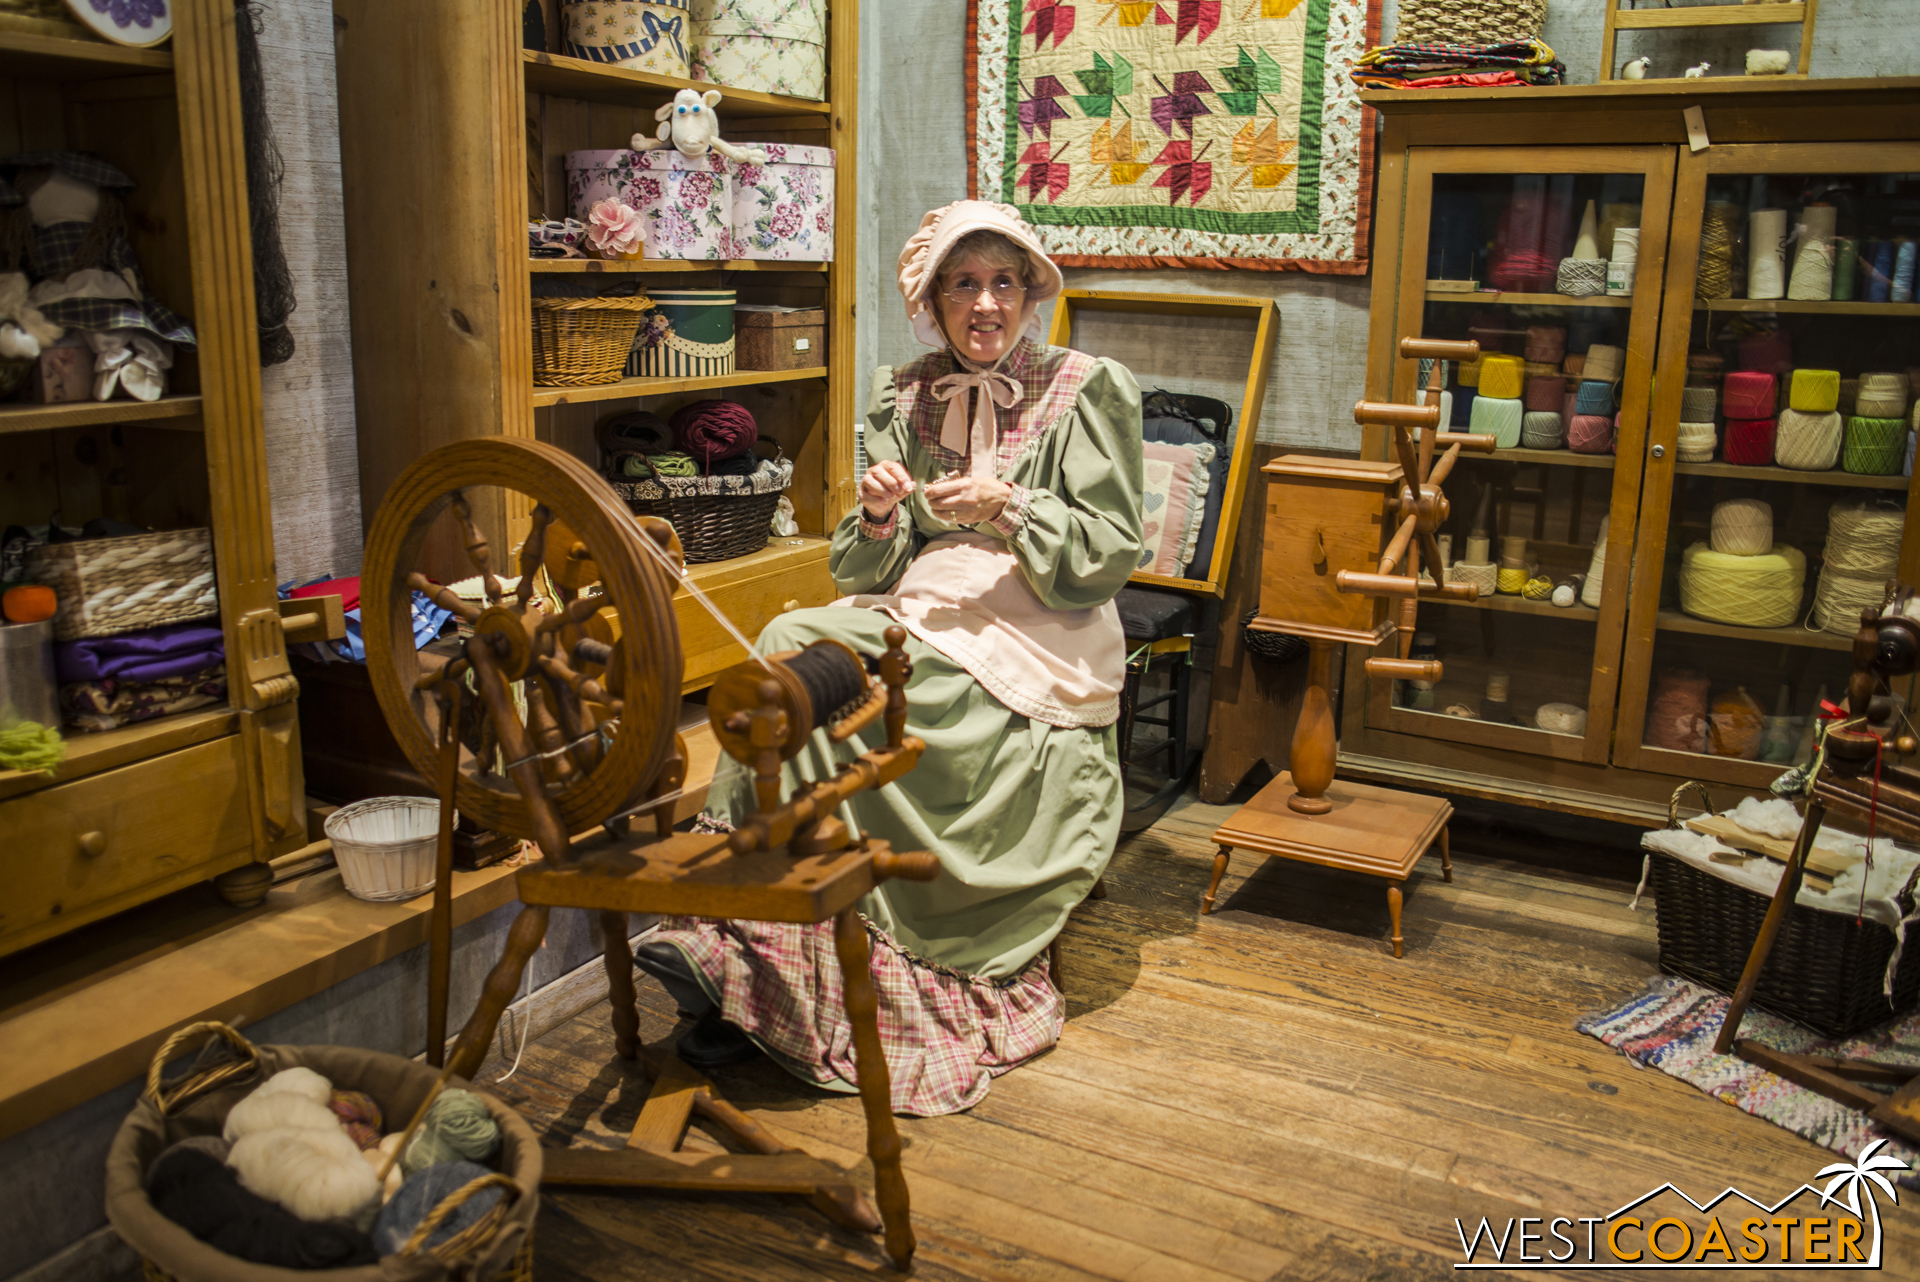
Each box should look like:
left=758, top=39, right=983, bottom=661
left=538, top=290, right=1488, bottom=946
left=1815, top=1139, right=1907, bottom=1267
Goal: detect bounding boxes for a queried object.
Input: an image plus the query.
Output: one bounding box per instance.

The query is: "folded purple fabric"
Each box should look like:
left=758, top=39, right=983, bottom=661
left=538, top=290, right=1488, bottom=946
left=55, top=622, right=225, bottom=684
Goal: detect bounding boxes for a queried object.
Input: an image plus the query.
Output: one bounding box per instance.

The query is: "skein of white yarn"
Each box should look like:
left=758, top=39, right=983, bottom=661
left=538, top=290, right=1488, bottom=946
left=1581, top=516, right=1610, bottom=608
left=230, top=1122, right=382, bottom=1224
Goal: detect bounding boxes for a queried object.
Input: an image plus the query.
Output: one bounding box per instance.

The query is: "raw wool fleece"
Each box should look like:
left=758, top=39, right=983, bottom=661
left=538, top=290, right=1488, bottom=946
left=222, top=1069, right=339, bottom=1144
left=228, top=1122, right=381, bottom=1224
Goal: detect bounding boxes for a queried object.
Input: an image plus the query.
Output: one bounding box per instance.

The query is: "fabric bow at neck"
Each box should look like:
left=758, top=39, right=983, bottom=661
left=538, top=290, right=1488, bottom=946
left=932, top=367, right=1021, bottom=477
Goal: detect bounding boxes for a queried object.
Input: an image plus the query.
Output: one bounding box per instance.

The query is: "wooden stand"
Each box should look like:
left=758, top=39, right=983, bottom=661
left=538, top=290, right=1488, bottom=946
left=1207, top=773, right=1451, bottom=957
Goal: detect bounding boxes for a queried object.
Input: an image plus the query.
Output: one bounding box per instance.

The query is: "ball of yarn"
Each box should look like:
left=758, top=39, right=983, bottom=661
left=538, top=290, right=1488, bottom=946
left=1583, top=344, right=1625, bottom=383
left=1477, top=355, right=1525, bottom=401
left=1724, top=417, right=1776, bottom=466
left=1789, top=368, right=1840, bottom=413
left=1568, top=413, right=1615, bottom=455
left=1522, top=575, right=1553, bottom=600
left=1469, top=395, right=1524, bottom=448
left=145, top=1142, right=376, bottom=1270
left=1524, top=375, right=1566, bottom=412
left=1856, top=372, right=1910, bottom=419
left=1678, top=542, right=1807, bottom=627
left=372, top=1160, right=506, bottom=1257
left=1775, top=409, right=1843, bottom=470
left=1681, top=385, right=1718, bottom=420
left=1574, top=380, right=1615, bottom=416
left=223, top=1084, right=341, bottom=1145
left=1646, top=670, right=1710, bottom=753
left=1553, top=574, right=1584, bottom=608
left=1825, top=493, right=1904, bottom=578
left=1520, top=411, right=1565, bottom=449
left=1524, top=325, right=1567, bottom=364
left=1536, top=702, right=1588, bottom=736
left=1557, top=257, right=1607, bottom=297
left=229, top=1120, right=382, bottom=1224
left=669, top=399, right=758, bottom=468
left=1844, top=416, right=1906, bottom=474
left=402, top=1089, right=501, bottom=1177
left=1711, top=498, right=1773, bottom=555
left=1708, top=686, right=1765, bottom=760
left=330, top=1090, right=384, bottom=1152
left=1723, top=371, right=1777, bottom=419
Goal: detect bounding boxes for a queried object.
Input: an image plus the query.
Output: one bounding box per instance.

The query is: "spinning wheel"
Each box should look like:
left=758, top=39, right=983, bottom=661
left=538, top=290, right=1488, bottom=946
left=362, top=437, right=939, bottom=1269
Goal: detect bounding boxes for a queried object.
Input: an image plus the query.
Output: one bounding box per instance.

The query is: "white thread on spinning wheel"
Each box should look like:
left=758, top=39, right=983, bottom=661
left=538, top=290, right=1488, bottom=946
left=627, top=516, right=776, bottom=672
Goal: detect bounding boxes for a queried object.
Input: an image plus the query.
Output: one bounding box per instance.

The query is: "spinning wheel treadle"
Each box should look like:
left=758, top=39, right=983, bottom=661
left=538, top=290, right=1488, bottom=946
left=362, top=437, right=938, bottom=1269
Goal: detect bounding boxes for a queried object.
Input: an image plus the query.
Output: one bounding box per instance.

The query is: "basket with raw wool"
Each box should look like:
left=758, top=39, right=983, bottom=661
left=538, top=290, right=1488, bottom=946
left=531, top=290, right=655, bottom=386
left=24, top=528, right=217, bottom=641
left=107, top=1022, right=541, bottom=1282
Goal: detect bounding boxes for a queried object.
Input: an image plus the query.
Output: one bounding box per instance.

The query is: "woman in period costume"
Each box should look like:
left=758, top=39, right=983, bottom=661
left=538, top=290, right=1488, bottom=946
left=641, top=201, right=1144, bottom=1116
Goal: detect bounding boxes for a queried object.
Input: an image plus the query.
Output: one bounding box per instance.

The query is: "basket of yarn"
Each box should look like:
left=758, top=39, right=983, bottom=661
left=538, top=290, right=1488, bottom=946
left=531, top=292, right=655, bottom=386
left=607, top=404, right=793, bottom=563
left=106, top=1022, right=540, bottom=1282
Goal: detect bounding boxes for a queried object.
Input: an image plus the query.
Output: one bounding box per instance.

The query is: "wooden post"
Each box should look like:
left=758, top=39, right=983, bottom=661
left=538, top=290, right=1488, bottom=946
left=833, top=907, right=915, bottom=1267
left=425, top=684, right=462, bottom=1068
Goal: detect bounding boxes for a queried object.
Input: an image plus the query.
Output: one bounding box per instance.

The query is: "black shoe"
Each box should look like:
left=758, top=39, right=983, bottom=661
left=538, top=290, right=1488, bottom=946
left=634, top=941, right=716, bottom=1019
left=676, top=1014, right=761, bottom=1070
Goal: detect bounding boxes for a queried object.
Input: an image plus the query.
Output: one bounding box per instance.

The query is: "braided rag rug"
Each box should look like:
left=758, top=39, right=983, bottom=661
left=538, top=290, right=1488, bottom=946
left=1580, top=976, right=1920, bottom=1182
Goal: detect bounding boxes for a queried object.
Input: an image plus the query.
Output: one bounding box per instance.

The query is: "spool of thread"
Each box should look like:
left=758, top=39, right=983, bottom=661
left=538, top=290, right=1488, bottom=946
left=1845, top=416, right=1907, bottom=474
left=1610, top=226, right=1640, bottom=263
left=1678, top=542, right=1807, bottom=627
left=1748, top=208, right=1789, bottom=300
left=1710, top=498, right=1773, bottom=555
left=1536, top=702, right=1588, bottom=736
left=1521, top=411, right=1566, bottom=449
left=1471, top=395, right=1525, bottom=448
left=1646, top=670, right=1710, bottom=753
left=1583, top=345, right=1624, bottom=383
left=1724, top=418, right=1776, bottom=466
left=1449, top=561, right=1498, bottom=596
left=1723, top=371, right=1777, bottom=419
left=1581, top=517, right=1610, bottom=608
left=1568, top=414, right=1615, bottom=455
left=1825, top=493, right=1904, bottom=578
left=1557, top=257, right=1607, bottom=297
left=1709, top=687, right=1765, bottom=760
left=1896, top=238, right=1918, bottom=303
left=1599, top=204, right=1641, bottom=265
left=1524, top=326, right=1567, bottom=364
left=1607, top=228, right=1638, bottom=296
left=1775, top=409, right=1842, bottom=470
left=1456, top=359, right=1481, bottom=388
left=1453, top=386, right=1477, bottom=427
left=1855, top=372, right=1910, bottom=419
left=1524, top=376, right=1567, bottom=412
left=1522, top=575, right=1553, bottom=600
left=1677, top=420, right=1718, bottom=462
left=1485, top=671, right=1511, bottom=702
left=1496, top=565, right=1528, bottom=594
left=1786, top=204, right=1838, bottom=301
left=1788, top=368, right=1840, bottom=413
left=1867, top=240, right=1894, bottom=302
left=1477, top=355, right=1525, bottom=400
left=1562, top=353, right=1586, bottom=378
left=1832, top=237, right=1859, bottom=301
left=1681, top=386, right=1718, bottom=420
left=1575, top=380, right=1615, bottom=416
left=1553, top=574, right=1585, bottom=607
left=1737, top=330, right=1792, bottom=377
left=1697, top=203, right=1743, bottom=301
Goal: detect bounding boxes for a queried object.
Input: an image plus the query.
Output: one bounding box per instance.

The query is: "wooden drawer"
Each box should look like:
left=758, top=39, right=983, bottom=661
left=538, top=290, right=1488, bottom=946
left=0, top=735, right=255, bottom=957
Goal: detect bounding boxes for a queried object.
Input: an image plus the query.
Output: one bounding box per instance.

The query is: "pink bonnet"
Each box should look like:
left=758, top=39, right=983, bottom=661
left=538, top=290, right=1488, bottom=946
left=896, top=200, right=1064, bottom=349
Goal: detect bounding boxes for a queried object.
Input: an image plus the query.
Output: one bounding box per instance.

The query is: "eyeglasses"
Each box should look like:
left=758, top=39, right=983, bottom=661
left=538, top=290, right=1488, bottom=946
left=941, top=278, right=1027, bottom=305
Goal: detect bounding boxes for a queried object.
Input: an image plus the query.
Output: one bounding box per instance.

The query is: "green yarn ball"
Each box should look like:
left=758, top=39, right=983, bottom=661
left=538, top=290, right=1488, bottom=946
left=401, top=1089, right=500, bottom=1176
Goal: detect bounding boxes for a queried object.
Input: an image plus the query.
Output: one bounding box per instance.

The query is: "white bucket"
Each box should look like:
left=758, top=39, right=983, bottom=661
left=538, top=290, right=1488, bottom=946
left=323, top=797, right=447, bottom=902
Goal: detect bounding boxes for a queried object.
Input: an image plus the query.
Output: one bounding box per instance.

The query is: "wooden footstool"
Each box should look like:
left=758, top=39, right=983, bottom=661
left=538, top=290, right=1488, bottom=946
left=1204, top=772, right=1452, bottom=958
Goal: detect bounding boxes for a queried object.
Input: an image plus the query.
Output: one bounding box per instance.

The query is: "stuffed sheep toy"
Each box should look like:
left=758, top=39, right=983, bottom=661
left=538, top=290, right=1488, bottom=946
left=632, top=89, right=768, bottom=167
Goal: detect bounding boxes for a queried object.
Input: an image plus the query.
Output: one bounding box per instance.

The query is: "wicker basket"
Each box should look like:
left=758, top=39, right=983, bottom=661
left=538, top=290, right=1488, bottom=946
left=1648, top=782, right=1920, bottom=1038
left=24, top=528, right=217, bottom=641
left=531, top=293, right=654, bottom=387
left=607, top=453, right=791, bottom=563
left=107, top=1022, right=539, bottom=1282
left=1394, top=0, right=1544, bottom=45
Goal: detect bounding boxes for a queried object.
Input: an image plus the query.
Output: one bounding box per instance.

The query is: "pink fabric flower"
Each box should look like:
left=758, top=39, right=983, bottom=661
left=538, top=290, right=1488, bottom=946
left=587, top=199, right=645, bottom=256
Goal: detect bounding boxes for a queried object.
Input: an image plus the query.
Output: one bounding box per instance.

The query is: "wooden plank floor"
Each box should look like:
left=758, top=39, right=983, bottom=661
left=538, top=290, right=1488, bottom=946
left=483, top=795, right=1920, bottom=1279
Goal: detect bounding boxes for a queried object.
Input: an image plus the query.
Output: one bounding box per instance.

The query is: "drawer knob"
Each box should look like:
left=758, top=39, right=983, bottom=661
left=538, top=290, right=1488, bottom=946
left=77, top=831, right=107, bottom=857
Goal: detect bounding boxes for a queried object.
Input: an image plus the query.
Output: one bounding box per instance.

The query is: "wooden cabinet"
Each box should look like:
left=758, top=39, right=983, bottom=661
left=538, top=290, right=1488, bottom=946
left=333, top=0, right=857, bottom=691
left=1342, top=79, right=1920, bottom=824
left=0, top=5, right=308, bottom=957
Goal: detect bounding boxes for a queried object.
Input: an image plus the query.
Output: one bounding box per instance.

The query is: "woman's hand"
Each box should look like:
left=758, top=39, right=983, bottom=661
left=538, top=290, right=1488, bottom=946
left=859, top=460, right=916, bottom=520
left=925, top=474, right=1011, bottom=526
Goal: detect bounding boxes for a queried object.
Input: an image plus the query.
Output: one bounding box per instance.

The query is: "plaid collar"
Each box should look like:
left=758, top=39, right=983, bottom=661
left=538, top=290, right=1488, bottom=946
left=893, top=338, right=1098, bottom=477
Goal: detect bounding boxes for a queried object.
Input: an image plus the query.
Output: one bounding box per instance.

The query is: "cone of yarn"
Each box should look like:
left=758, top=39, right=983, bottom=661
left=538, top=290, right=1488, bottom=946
left=1677, top=420, right=1718, bottom=462
left=1710, top=498, right=1773, bottom=555
left=1845, top=416, right=1907, bottom=474
left=1537, top=702, right=1588, bottom=736
left=1723, top=371, right=1776, bottom=419
left=1786, top=204, right=1838, bottom=301
left=1521, top=411, right=1565, bottom=449
left=1678, top=542, right=1807, bottom=627
left=1524, top=326, right=1567, bottom=364
left=1832, top=237, right=1859, bottom=301
left=1572, top=200, right=1600, bottom=259
left=1562, top=353, right=1586, bottom=378
left=1855, top=372, right=1909, bottom=419
left=1568, top=414, right=1615, bottom=455
left=1738, top=331, right=1792, bottom=379
left=1708, top=686, right=1766, bottom=760
left=1470, top=395, right=1525, bottom=448
left=1583, top=344, right=1624, bottom=383
left=1557, top=257, right=1607, bottom=297
left=1574, top=380, right=1615, bottom=416
left=1697, top=203, right=1743, bottom=301
left=1476, top=355, right=1525, bottom=400
left=1524, top=375, right=1566, bottom=411
left=1775, top=409, right=1842, bottom=470
left=1681, top=386, right=1718, bottom=420
left=1724, top=418, right=1776, bottom=466
left=1748, top=208, right=1789, bottom=300
left=1646, top=670, right=1710, bottom=753
left=1580, top=517, right=1610, bottom=608
left=1896, top=239, right=1918, bottom=303
left=1788, top=368, right=1840, bottom=413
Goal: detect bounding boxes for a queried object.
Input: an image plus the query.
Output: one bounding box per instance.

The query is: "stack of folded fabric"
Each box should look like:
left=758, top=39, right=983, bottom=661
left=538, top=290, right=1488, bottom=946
left=1350, top=39, right=1566, bottom=90
left=55, top=621, right=226, bottom=732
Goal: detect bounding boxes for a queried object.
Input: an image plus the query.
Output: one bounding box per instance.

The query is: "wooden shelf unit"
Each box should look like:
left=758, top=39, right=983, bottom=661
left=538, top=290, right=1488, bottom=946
left=1654, top=611, right=1853, bottom=652
left=1430, top=594, right=1600, bottom=622
left=0, top=28, right=172, bottom=76
left=1674, top=460, right=1911, bottom=489
left=1600, top=1, right=1818, bottom=82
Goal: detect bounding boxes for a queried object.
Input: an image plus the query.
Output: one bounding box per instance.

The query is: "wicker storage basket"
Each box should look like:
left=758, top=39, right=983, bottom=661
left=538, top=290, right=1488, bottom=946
left=608, top=452, right=791, bottom=563
left=107, top=1022, right=540, bottom=1282
left=1394, top=0, right=1544, bottom=45
left=1649, top=783, right=1920, bottom=1037
left=532, top=292, right=654, bottom=386
left=24, top=528, right=217, bottom=641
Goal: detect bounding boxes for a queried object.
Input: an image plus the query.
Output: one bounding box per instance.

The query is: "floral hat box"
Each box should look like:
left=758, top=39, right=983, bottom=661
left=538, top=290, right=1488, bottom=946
left=566, top=148, right=733, bottom=261
left=726, top=143, right=834, bottom=262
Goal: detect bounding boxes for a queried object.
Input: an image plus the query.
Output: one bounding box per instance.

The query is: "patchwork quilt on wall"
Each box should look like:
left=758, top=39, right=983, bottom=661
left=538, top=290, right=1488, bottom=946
left=966, top=0, right=1378, bottom=272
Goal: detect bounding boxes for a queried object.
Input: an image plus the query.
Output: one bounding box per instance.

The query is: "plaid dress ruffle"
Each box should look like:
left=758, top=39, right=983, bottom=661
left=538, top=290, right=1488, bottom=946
left=649, top=913, right=1062, bottom=1116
